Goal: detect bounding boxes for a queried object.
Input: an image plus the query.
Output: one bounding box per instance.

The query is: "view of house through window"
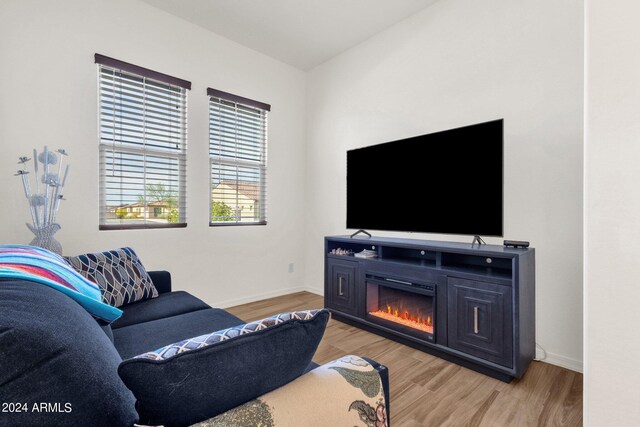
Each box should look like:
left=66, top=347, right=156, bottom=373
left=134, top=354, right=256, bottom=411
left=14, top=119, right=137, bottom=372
left=96, top=54, right=190, bottom=229
left=208, top=88, right=270, bottom=225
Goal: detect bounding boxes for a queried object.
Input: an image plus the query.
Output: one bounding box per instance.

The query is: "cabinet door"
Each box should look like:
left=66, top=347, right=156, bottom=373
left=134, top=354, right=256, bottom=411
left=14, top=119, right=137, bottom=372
left=326, top=258, right=358, bottom=315
left=447, top=277, right=513, bottom=367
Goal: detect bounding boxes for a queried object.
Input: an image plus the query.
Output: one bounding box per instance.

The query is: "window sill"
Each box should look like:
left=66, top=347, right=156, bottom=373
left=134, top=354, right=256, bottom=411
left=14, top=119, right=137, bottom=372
left=99, top=223, right=187, bottom=231
left=209, top=221, right=267, bottom=227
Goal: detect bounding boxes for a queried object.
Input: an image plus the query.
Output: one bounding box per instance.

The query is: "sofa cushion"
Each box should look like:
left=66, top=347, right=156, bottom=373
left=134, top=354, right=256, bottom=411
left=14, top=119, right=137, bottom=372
left=118, top=309, right=330, bottom=427
left=66, top=247, right=158, bottom=307
left=112, top=308, right=245, bottom=359
left=112, top=290, right=210, bottom=329
left=0, top=279, right=138, bottom=426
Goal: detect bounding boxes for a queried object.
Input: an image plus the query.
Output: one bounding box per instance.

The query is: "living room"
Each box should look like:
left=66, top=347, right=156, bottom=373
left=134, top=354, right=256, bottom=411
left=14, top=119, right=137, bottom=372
left=0, top=0, right=637, bottom=426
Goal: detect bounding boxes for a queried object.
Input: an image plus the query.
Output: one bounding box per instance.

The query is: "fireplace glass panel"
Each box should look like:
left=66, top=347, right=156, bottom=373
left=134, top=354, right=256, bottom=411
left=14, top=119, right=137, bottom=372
left=366, top=282, right=435, bottom=340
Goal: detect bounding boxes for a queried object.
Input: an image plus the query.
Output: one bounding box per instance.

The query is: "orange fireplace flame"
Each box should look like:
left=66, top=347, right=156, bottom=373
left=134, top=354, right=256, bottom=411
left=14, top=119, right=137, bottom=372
left=369, top=303, right=433, bottom=334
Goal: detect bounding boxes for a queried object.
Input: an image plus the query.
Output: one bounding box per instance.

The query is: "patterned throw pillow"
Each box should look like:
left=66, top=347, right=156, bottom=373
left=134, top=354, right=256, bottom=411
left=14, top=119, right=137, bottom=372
left=118, top=309, right=330, bottom=427
left=66, top=247, right=158, bottom=307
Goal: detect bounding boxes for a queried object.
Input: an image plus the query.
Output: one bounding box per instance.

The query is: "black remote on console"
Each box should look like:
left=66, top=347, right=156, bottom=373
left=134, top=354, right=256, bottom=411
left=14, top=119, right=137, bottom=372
left=503, top=240, right=530, bottom=248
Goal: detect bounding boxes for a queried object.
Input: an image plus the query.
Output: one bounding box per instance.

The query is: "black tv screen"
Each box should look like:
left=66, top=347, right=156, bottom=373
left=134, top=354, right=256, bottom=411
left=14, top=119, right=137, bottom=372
left=347, top=119, right=503, bottom=237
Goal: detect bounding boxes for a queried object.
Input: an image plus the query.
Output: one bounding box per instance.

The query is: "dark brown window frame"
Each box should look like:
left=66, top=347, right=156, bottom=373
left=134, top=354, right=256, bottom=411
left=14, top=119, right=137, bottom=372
left=207, top=87, right=271, bottom=111
left=208, top=88, right=269, bottom=227
left=97, top=54, right=190, bottom=231
left=95, top=54, right=191, bottom=89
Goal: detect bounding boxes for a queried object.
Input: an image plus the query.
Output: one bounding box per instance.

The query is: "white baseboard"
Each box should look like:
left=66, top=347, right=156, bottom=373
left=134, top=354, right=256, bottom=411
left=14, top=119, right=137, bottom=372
left=298, top=287, right=323, bottom=297
left=537, top=351, right=583, bottom=373
left=304, top=285, right=324, bottom=296
left=216, top=286, right=322, bottom=309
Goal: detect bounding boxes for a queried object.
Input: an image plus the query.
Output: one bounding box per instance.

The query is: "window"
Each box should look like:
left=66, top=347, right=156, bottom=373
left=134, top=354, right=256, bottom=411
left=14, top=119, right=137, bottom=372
left=96, top=54, right=190, bottom=230
left=208, top=88, right=270, bottom=226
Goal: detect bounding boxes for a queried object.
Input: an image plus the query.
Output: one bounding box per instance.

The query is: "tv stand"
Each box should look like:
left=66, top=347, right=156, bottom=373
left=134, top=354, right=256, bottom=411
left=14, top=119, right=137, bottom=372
left=471, top=235, right=486, bottom=246
left=324, top=235, right=535, bottom=381
left=350, top=229, right=372, bottom=239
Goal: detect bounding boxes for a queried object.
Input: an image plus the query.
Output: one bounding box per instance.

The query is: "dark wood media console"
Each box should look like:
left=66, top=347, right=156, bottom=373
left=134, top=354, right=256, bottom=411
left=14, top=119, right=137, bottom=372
left=324, top=235, right=535, bottom=382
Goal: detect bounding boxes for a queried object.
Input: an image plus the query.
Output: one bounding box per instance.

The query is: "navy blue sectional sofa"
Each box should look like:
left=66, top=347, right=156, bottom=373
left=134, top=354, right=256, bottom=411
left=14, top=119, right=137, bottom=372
left=110, top=271, right=248, bottom=360
left=0, top=271, right=389, bottom=426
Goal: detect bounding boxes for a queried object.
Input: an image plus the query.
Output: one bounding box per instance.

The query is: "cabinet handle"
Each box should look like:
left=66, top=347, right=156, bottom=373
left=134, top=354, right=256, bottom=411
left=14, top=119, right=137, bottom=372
left=338, top=277, right=344, bottom=296
left=473, top=306, right=479, bottom=334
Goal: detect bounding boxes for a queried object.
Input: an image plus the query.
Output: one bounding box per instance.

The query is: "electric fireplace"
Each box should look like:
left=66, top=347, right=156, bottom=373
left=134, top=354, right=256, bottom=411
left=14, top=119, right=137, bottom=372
left=366, top=276, right=435, bottom=342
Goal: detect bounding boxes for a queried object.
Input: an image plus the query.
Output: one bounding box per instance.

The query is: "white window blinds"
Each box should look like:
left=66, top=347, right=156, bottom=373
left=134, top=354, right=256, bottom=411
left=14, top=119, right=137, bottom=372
left=208, top=88, right=269, bottom=225
left=96, top=54, right=189, bottom=230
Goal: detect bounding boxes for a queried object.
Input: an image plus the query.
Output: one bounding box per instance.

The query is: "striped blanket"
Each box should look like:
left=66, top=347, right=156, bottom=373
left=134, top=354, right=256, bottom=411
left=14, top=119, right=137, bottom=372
left=0, top=245, right=122, bottom=322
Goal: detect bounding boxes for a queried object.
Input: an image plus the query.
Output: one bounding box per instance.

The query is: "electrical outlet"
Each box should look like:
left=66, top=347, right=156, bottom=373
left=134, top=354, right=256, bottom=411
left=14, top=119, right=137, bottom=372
left=288, top=263, right=294, bottom=273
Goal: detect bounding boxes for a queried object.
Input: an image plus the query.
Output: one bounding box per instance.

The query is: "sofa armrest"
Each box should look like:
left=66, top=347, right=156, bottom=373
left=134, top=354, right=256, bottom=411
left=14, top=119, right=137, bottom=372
left=363, top=356, right=390, bottom=422
left=194, top=355, right=390, bottom=427
left=148, top=270, right=171, bottom=294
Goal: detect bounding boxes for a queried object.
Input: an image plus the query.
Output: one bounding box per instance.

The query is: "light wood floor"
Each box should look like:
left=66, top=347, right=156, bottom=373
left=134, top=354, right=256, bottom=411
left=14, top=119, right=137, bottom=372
left=226, top=291, right=583, bottom=427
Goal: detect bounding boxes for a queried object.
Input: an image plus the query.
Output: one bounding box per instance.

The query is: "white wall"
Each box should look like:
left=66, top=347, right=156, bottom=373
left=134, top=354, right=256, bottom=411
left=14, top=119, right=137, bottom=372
left=585, top=0, right=640, bottom=424
left=304, top=0, right=584, bottom=371
left=0, top=0, right=307, bottom=307
left=0, top=0, right=586, bottom=373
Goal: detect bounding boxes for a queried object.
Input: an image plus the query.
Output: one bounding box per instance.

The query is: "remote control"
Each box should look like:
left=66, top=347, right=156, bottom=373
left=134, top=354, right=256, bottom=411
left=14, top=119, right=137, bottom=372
left=503, top=240, right=530, bottom=248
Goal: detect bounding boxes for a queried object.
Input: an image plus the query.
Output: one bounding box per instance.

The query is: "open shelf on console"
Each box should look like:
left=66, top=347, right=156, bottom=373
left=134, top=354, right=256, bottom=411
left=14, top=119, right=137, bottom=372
left=326, top=240, right=379, bottom=258
left=440, top=253, right=512, bottom=281
left=379, top=246, right=436, bottom=266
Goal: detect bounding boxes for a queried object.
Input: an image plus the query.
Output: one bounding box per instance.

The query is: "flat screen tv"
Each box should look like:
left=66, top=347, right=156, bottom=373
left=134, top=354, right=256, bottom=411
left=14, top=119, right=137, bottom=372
left=347, top=119, right=503, bottom=237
